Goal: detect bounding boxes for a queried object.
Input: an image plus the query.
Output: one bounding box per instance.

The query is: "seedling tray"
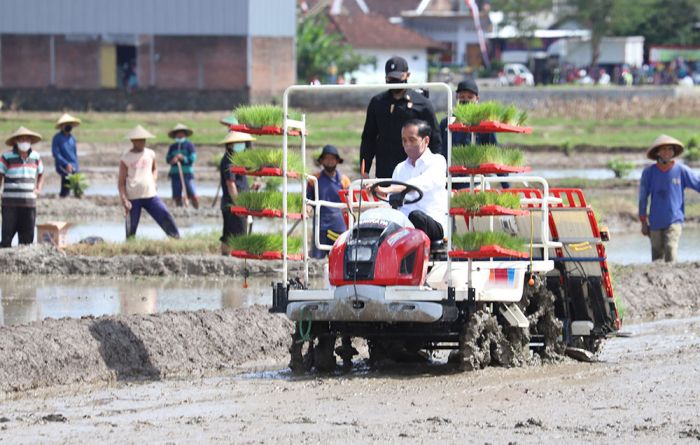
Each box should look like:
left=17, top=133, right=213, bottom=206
left=230, top=206, right=302, bottom=219
left=449, top=205, right=528, bottom=217
left=449, top=164, right=531, bottom=175
left=229, top=124, right=303, bottom=136
left=448, top=121, right=532, bottom=134
left=229, top=166, right=300, bottom=178
left=449, top=245, right=529, bottom=259
left=230, top=250, right=304, bottom=260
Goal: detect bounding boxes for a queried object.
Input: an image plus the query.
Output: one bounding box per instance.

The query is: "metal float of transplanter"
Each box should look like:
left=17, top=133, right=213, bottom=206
left=269, top=82, right=620, bottom=374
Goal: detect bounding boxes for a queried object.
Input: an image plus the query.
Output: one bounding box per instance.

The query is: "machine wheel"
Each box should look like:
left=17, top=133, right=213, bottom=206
left=314, top=334, right=337, bottom=372
left=289, top=325, right=314, bottom=374
left=335, top=336, right=358, bottom=370
left=520, top=277, right=566, bottom=359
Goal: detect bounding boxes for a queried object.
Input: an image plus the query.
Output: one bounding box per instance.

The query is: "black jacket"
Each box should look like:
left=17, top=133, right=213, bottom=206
left=360, top=89, right=442, bottom=179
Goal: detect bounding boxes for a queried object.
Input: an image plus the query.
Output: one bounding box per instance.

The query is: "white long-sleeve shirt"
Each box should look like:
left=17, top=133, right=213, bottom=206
left=392, top=149, right=447, bottom=230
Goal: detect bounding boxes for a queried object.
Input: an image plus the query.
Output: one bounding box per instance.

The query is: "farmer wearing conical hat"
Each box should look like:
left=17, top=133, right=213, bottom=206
left=0, top=127, right=44, bottom=247
left=218, top=131, right=255, bottom=255
left=118, top=125, right=180, bottom=239
left=52, top=113, right=81, bottom=198
left=166, top=123, right=199, bottom=209
left=639, top=134, right=700, bottom=262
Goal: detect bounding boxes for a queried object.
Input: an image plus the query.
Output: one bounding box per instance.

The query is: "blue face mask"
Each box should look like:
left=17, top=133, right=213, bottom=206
left=175, top=137, right=187, bottom=144
left=233, top=143, right=245, bottom=153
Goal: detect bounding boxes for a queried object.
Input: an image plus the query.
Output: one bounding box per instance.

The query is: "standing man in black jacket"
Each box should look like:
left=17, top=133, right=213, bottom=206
left=360, top=56, right=441, bottom=179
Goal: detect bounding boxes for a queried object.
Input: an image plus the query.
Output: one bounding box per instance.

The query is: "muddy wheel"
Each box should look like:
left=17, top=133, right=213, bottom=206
left=314, top=334, right=337, bottom=372
left=335, top=336, right=358, bottom=370
left=521, top=277, right=566, bottom=359
left=289, top=325, right=314, bottom=374
left=367, top=339, right=390, bottom=366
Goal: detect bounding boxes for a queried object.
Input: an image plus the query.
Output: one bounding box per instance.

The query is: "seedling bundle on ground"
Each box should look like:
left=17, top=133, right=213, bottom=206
left=450, top=191, right=521, bottom=212
left=228, top=233, right=302, bottom=255
left=453, top=101, right=528, bottom=126
left=452, top=232, right=527, bottom=253
left=67, top=173, right=89, bottom=198
left=451, top=144, right=524, bottom=167
left=229, top=148, right=303, bottom=173
left=235, top=191, right=303, bottom=213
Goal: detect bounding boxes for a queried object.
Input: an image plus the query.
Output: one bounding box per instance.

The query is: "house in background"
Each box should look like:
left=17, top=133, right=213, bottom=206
left=0, top=0, right=296, bottom=110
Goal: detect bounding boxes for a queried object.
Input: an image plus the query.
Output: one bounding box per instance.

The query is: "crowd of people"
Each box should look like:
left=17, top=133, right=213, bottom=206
left=1, top=55, right=698, bottom=263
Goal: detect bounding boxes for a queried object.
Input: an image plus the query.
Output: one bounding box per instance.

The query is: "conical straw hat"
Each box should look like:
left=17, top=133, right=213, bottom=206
left=646, top=134, right=684, bottom=160
left=125, top=125, right=155, bottom=140
left=220, top=131, right=256, bottom=145
left=219, top=114, right=238, bottom=127
left=5, top=126, right=42, bottom=147
left=55, top=113, right=81, bottom=129
left=167, top=123, right=193, bottom=139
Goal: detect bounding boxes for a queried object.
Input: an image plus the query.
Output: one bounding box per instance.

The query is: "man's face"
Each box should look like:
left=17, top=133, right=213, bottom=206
left=132, top=139, right=146, bottom=151
left=401, top=125, right=428, bottom=161
left=319, top=154, right=338, bottom=171
left=457, top=90, right=478, bottom=104
left=657, top=145, right=675, bottom=162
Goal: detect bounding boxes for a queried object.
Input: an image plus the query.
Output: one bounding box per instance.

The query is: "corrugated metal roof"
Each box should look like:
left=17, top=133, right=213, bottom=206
left=0, top=0, right=295, bottom=37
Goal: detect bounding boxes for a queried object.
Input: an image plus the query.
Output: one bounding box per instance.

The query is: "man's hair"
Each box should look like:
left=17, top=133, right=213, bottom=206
left=403, top=119, right=431, bottom=138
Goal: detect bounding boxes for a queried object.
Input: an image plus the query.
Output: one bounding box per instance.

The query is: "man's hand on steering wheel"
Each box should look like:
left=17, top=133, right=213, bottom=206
left=368, top=180, right=423, bottom=208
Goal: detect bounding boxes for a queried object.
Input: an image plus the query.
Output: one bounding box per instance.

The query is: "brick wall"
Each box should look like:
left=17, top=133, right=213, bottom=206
left=140, top=36, right=247, bottom=90
left=250, top=36, right=295, bottom=102
left=1, top=35, right=51, bottom=88
left=54, top=36, right=100, bottom=88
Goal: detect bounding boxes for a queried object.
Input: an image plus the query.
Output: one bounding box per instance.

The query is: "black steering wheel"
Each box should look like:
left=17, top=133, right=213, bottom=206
left=369, top=180, right=423, bottom=209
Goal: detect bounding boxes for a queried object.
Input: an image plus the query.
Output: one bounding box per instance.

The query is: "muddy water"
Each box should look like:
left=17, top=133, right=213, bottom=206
left=606, top=226, right=700, bottom=264
left=0, top=275, right=275, bottom=326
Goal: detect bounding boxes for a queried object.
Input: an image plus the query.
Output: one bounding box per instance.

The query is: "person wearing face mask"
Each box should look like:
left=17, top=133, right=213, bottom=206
left=306, top=145, right=351, bottom=258
left=118, top=125, right=180, bottom=239
left=51, top=113, right=81, bottom=198
left=218, top=131, right=256, bottom=255
left=370, top=119, right=447, bottom=242
left=639, top=134, right=700, bottom=262
left=360, top=56, right=441, bottom=179
left=0, top=127, right=45, bottom=247
left=166, top=123, right=199, bottom=209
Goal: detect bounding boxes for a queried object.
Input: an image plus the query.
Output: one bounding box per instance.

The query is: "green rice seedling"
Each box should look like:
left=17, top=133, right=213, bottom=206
left=453, top=102, right=482, bottom=125
left=233, top=105, right=301, bottom=128
left=229, top=148, right=303, bottom=173
left=235, top=191, right=303, bottom=213
left=451, top=192, right=521, bottom=211
left=67, top=173, right=89, bottom=198
left=606, top=157, right=634, bottom=178
left=451, top=145, right=524, bottom=167
left=264, top=177, right=283, bottom=191
left=228, top=233, right=302, bottom=255
left=452, top=232, right=526, bottom=252
left=499, top=104, right=518, bottom=125
left=65, top=231, right=220, bottom=256
left=515, top=110, right=528, bottom=126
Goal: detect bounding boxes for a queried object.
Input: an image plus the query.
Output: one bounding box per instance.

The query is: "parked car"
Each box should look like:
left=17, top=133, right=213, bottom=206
left=498, top=63, right=535, bottom=86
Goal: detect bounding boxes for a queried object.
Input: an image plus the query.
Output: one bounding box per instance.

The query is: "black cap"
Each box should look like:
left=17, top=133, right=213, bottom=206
left=385, top=56, right=409, bottom=79
left=457, top=78, right=479, bottom=95
left=318, top=145, right=344, bottom=163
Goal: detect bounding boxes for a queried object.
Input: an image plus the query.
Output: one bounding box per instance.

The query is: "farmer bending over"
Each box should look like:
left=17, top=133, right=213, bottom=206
left=118, top=125, right=180, bottom=239
left=370, top=119, right=447, bottom=241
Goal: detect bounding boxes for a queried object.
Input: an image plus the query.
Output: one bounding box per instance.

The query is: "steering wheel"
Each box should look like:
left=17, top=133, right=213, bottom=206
left=369, top=180, right=423, bottom=209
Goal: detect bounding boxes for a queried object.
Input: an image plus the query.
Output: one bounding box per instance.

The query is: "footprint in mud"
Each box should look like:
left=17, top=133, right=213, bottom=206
left=41, top=413, right=67, bottom=423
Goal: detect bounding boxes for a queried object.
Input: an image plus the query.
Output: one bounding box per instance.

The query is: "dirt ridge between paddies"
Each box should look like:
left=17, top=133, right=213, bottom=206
left=0, top=306, right=293, bottom=399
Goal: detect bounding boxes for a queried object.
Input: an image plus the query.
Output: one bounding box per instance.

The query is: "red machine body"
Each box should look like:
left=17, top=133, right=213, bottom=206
left=328, top=226, right=430, bottom=287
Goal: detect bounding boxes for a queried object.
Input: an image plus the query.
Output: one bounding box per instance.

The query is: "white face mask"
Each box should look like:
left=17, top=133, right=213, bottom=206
left=17, top=142, right=31, bottom=152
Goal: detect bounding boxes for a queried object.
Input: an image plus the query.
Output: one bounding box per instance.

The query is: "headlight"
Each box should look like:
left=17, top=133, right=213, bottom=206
left=348, top=246, right=373, bottom=262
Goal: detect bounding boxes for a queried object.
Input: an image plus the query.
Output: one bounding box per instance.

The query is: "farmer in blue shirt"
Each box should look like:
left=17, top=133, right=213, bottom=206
left=166, top=123, right=199, bottom=209
left=307, top=145, right=350, bottom=258
left=51, top=113, right=80, bottom=197
left=639, top=134, right=700, bottom=262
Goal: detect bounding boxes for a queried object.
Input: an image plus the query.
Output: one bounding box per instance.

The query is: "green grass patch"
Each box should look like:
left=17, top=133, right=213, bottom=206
left=229, top=148, right=303, bottom=173
left=453, top=101, right=528, bottom=126
left=451, top=191, right=521, bottom=211
left=233, top=105, right=301, bottom=128
left=452, top=232, right=526, bottom=252
left=67, top=172, right=89, bottom=198
left=606, top=157, right=635, bottom=178
left=227, top=233, right=302, bottom=254
left=451, top=144, right=524, bottom=167
left=65, top=231, right=219, bottom=256
left=235, top=191, right=303, bottom=212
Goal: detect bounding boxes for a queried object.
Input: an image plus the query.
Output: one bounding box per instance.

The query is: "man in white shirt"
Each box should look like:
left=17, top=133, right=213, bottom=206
left=371, top=119, right=447, bottom=241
